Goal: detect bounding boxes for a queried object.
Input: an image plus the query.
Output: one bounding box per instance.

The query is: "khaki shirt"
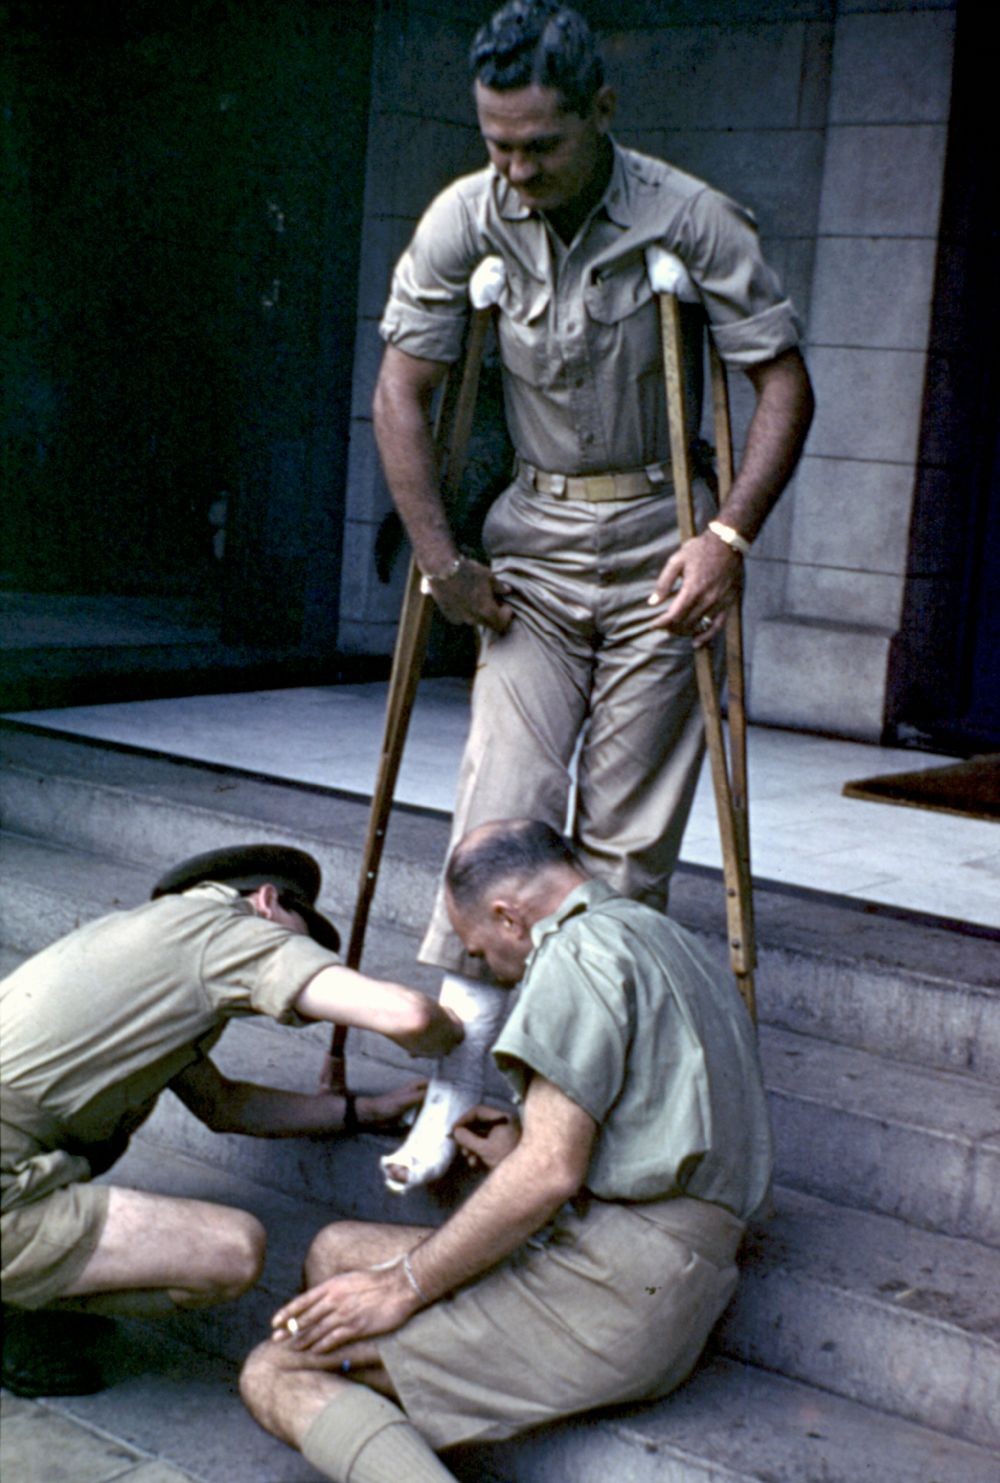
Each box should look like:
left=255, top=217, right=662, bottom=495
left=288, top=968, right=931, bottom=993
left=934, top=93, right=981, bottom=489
left=492, top=879, right=773, bottom=1220
left=381, top=140, right=802, bottom=476
left=0, top=884, right=337, bottom=1151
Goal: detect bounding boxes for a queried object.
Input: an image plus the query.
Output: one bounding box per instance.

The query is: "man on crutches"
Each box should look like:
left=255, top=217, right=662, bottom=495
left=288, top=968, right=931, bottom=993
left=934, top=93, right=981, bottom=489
left=371, top=0, right=813, bottom=1191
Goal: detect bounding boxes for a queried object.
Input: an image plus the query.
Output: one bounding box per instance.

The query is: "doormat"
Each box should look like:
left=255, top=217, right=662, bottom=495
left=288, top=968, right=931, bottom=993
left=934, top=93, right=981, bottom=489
left=842, top=754, right=1000, bottom=822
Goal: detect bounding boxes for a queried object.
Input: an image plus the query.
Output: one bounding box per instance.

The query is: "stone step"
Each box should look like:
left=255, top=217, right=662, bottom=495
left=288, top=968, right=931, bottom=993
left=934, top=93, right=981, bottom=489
left=130, top=998, right=1000, bottom=1250
left=2, top=722, right=999, bottom=1081
left=761, top=1024, right=1000, bottom=1247
left=99, top=1138, right=1000, bottom=1454
left=4, top=829, right=996, bottom=1248
left=39, top=1337, right=1000, bottom=1483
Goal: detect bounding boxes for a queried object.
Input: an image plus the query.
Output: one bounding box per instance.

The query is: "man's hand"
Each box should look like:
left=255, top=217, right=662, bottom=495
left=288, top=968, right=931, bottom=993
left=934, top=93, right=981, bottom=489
left=357, top=1079, right=427, bottom=1128
left=452, top=1105, right=521, bottom=1171
left=271, top=1262, right=419, bottom=1355
left=427, top=557, right=513, bottom=633
left=647, top=531, right=741, bottom=647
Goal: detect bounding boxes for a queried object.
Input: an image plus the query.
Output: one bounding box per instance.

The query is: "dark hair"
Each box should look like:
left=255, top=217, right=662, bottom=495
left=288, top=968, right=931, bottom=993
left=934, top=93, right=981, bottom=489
left=446, top=818, right=580, bottom=911
left=470, top=1, right=604, bottom=116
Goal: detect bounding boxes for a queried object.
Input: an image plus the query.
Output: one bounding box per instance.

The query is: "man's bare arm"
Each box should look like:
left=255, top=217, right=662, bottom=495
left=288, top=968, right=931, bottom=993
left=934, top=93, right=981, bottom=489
left=294, top=966, right=464, bottom=1059
left=271, top=1075, right=595, bottom=1352
left=649, top=347, right=814, bottom=643
left=170, top=1058, right=426, bottom=1138
left=373, top=345, right=512, bottom=631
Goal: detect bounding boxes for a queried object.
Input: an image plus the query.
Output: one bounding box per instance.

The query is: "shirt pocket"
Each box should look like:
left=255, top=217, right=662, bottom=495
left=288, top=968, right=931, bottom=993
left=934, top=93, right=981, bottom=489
left=497, top=267, right=552, bottom=388
left=584, top=259, right=661, bottom=376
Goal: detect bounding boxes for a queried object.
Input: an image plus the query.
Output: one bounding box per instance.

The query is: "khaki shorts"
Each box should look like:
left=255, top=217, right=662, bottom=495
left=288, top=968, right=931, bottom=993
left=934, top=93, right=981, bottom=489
left=1, top=1180, right=110, bottom=1309
left=379, top=1195, right=743, bottom=1450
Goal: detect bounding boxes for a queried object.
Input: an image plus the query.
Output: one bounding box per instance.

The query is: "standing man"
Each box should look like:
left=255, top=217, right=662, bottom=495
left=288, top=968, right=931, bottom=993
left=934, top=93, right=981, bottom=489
left=239, top=819, right=773, bottom=1483
left=1, top=843, right=462, bottom=1397
left=376, top=0, right=812, bottom=1190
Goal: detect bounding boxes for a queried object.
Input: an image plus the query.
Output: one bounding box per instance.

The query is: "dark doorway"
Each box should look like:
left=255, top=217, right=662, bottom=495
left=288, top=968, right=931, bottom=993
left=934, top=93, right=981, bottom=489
left=891, top=0, right=999, bottom=753
left=3, top=0, right=375, bottom=706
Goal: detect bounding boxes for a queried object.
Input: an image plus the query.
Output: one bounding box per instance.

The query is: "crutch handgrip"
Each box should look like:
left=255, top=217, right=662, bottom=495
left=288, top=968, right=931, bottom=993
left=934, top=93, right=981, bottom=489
left=645, top=245, right=700, bottom=303
left=470, top=255, right=506, bottom=310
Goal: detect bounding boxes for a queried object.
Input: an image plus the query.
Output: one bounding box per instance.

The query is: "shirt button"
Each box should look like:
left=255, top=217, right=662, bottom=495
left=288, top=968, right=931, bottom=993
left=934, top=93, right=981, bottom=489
left=574, top=377, right=584, bottom=389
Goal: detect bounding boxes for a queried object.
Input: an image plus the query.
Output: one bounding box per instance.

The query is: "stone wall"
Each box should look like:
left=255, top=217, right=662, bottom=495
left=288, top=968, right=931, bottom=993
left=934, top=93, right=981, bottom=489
left=751, top=2, right=957, bottom=739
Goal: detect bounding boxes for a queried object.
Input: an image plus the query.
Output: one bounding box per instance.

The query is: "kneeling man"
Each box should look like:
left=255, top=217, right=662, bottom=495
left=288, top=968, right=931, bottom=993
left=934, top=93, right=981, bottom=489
left=241, top=819, right=772, bottom=1483
left=1, top=843, right=462, bottom=1396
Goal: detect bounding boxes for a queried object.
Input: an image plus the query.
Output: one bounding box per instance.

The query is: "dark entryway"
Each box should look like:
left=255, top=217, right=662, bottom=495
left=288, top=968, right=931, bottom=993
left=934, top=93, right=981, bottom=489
left=3, top=0, right=376, bottom=706
left=891, top=0, right=999, bottom=753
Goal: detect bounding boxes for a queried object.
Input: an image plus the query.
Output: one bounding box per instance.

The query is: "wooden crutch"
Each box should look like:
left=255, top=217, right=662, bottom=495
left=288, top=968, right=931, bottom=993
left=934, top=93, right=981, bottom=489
left=324, top=258, right=506, bottom=1093
left=646, top=246, right=757, bottom=1020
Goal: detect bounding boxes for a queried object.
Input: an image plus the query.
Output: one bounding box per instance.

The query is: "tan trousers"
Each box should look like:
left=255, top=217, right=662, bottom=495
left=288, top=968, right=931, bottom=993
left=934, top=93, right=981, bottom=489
left=419, top=473, right=715, bottom=976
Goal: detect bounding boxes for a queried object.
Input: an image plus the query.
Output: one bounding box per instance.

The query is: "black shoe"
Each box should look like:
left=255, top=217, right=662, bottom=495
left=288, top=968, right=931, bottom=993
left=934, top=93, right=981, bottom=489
left=1, top=1307, right=114, bottom=1397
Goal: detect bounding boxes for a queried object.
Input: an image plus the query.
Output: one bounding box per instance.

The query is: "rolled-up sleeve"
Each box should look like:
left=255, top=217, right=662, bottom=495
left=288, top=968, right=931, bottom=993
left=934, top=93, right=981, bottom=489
left=200, top=915, right=341, bottom=1023
left=678, top=188, right=803, bottom=368
left=379, top=178, right=484, bottom=364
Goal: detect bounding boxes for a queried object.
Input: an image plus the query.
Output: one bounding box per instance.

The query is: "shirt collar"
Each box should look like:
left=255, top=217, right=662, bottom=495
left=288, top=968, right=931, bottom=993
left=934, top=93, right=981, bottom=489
left=528, top=877, right=618, bottom=954
left=495, top=138, right=634, bottom=229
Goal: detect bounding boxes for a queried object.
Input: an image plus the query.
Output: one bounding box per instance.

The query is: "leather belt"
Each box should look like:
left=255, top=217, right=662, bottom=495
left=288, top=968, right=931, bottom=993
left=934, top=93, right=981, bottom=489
left=518, top=458, right=673, bottom=502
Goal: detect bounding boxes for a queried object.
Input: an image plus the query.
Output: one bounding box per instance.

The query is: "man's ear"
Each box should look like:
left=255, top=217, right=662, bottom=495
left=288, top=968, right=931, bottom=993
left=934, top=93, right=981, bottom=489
left=492, top=898, right=528, bottom=938
left=248, top=882, right=280, bottom=918
left=593, top=85, right=616, bottom=134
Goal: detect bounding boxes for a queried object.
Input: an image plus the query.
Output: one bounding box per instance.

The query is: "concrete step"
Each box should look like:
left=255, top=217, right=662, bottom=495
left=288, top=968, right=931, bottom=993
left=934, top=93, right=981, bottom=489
left=3, top=720, right=999, bottom=1079
left=37, top=1338, right=1000, bottom=1483
left=720, top=1188, right=1000, bottom=1452
left=4, top=829, right=996, bottom=1247
left=103, top=1133, right=1000, bottom=1452
left=136, top=1000, right=1000, bottom=1251
left=761, top=1025, right=1000, bottom=1247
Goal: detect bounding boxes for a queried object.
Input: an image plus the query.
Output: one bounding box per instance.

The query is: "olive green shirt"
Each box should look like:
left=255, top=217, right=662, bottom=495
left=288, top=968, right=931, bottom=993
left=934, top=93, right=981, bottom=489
left=0, top=884, right=337, bottom=1152
left=381, top=140, right=801, bottom=477
left=492, top=880, right=772, bottom=1221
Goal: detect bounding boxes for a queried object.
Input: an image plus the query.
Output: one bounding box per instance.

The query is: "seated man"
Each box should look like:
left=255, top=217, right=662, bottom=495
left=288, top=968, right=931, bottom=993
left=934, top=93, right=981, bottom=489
left=240, top=820, right=772, bottom=1483
left=1, top=843, right=463, bottom=1398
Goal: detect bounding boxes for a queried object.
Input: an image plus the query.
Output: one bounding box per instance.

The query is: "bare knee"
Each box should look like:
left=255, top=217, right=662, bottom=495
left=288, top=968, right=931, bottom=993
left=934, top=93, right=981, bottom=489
left=239, top=1337, right=339, bottom=1448
left=240, top=1339, right=284, bottom=1434
left=178, top=1210, right=266, bottom=1307
left=304, top=1220, right=372, bottom=1286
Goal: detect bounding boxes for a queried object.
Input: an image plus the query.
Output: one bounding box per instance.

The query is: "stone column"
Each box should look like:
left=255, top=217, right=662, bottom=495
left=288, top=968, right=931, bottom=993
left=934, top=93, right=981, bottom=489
left=751, top=4, right=958, bottom=740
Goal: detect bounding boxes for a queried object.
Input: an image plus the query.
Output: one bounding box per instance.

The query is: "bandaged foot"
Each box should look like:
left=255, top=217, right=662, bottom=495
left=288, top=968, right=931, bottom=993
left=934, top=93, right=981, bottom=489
left=381, top=975, right=508, bottom=1193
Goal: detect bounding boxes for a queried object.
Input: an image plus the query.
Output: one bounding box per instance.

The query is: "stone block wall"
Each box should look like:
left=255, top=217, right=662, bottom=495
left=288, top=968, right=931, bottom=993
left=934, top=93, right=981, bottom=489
left=751, top=2, right=957, bottom=739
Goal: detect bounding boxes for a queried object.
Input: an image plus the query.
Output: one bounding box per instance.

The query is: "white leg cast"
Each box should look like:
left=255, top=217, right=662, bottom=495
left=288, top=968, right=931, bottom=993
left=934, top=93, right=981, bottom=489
left=380, top=975, right=508, bottom=1193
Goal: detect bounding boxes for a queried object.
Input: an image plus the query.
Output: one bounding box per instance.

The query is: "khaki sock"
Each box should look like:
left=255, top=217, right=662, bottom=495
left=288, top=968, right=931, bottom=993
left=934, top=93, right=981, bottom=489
left=301, top=1388, right=456, bottom=1483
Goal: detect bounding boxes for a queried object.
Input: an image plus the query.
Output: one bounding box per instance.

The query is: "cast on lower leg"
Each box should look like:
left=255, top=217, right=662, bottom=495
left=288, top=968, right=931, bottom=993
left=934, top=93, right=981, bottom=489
left=302, top=1387, right=456, bottom=1483
left=381, top=975, right=507, bottom=1192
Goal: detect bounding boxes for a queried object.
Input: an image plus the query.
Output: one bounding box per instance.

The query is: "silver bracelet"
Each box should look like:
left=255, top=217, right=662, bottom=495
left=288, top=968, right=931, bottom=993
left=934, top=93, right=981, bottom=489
left=418, top=555, right=464, bottom=596
left=401, top=1249, right=431, bottom=1305
left=708, top=520, right=751, bottom=558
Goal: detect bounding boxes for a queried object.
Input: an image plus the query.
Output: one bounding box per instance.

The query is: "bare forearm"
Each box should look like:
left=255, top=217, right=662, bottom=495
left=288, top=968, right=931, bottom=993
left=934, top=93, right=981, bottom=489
left=719, top=348, right=814, bottom=542
left=406, top=1080, right=595, bottom=1302
left=294, top=966, right=463, bottom=1057
left=373, top=358, right=456, bottom=576
left=405, top=1143, right=577, bottom=1301
left=373, top=346, right=512, bottom=630
left=207, top=1083, right=349, bottom=1137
